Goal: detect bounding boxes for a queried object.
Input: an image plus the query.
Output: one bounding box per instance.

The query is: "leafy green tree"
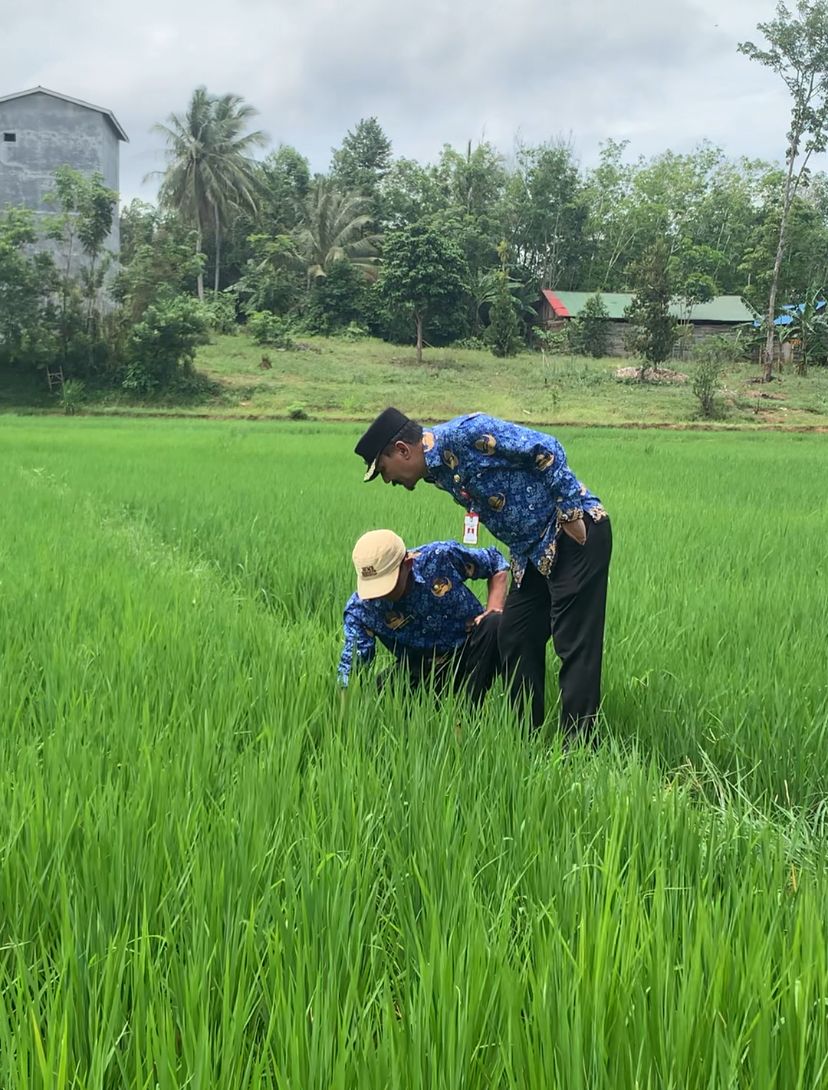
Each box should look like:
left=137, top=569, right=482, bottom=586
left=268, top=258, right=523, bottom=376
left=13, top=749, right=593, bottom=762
left=259, top=145, right=311, bottom=233
left=233, top=233, right=302, bottom=316
left=379, top=158, right=446, bottom=227
left=294, top=178, right=381, bottom=283
left=739, top=0, right=828, bottom=379
left=739, top=169, right=828, bottom=313
left=669, top=239, right=721, bottom=339
left=305, top=258, right=368, bottom=333
left=377, top=218, right=468, bottom=362
left=505, top=141, right=588, bottom=288
left=154, top=86, right=267, bottom=299
left=331, top=118, right=392, bottom=199
left=778, top=281, right=828, bottom=370
left=44, top=167, right=118, bottom=374
left=625, top=240, right=678, bottom=376
left=0, top=209, right=58, bottom=369
left=485, top=241, right=522, bottom=358
left=115, top=202, right=204, bottom=321
left=571, top=293, right=610, bottom=357
left=123, top=294, right=208, bottom=393
left=119, top=200, right=160, bottom=265
left=45, top=166, right=116, bottom=293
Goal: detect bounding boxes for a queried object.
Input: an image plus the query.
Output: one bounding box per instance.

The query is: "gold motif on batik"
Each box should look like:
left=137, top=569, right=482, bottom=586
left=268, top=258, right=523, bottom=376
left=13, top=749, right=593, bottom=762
left=536, top=539, right=558, bottom=577
left=443, top=449, right=459, bottom=470
left=385, top=611, right=410, bottom=630
left=431, top=577, right=452, bottom=597
left=535, top=451, right=554, bottom=471
left=422, top=431, right=435, bottom=452
left=558, top=508, right=583, bottom=523
left=474, top=434, right=497, bottom=455
left=488, top=493, right=506, bottom=511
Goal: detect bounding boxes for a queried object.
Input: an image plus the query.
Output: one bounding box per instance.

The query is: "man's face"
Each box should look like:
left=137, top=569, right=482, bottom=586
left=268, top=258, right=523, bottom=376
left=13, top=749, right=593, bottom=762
left=376, top=441, right=425, bottom=490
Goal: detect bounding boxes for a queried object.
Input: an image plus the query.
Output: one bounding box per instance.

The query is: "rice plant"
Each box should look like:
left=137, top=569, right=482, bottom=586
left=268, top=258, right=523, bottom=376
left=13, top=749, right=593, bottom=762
left=0, top=416, right=826, bottom=1088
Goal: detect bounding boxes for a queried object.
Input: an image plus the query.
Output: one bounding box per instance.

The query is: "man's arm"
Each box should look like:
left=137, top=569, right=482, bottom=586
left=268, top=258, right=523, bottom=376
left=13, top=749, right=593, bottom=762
left=337, top=603, right=376, bottom=687
left=449, top=543, right=509, bottom=622
left=480, top=568, right=508, bottom=618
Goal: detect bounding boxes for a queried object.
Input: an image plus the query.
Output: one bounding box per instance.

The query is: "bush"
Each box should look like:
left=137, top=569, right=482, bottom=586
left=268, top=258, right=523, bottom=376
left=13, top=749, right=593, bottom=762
left=691, top=343, right=726, bottom=418
left=199, top=294, right=237, bottom=335
left=59, top=379, right=86, bottom=415
left=341, top=321, right=369, bottom=341
left=570, top=293, right=609, bottom=357
left=247, top=311, right=295, bottom=349
left=287, top=403, right=308, bottom=420
left=455, top=335, right=487, bottom=351
left=486, top=272, right=522, bottom=358
left=535, top=328, right=571, bottom=356
left=122, top=295, right=208, bottom=395
left=304, top=261, right=367, bottom=334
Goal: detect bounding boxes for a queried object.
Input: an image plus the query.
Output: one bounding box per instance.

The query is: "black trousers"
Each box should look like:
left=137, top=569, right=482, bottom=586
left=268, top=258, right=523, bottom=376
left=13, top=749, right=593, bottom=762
left=384, top=612, right=503, bottom=705
left=498, top=516, right=612, bottom=738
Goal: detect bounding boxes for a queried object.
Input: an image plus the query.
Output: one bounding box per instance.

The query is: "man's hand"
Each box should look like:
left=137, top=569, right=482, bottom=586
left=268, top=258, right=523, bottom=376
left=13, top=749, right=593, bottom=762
left=473, top=607, right=503, bottom=625
left=562, top=516, right=587, bottom=546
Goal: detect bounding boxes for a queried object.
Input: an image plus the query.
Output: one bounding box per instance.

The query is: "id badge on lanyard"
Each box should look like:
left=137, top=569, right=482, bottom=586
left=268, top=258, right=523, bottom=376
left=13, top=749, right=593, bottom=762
left=463, top=510, right=479, bottom=545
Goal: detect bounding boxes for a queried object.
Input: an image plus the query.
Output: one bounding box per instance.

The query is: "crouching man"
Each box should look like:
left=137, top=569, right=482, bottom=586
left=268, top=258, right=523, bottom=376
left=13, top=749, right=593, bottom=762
left=337, top=529, right=508, bottom=702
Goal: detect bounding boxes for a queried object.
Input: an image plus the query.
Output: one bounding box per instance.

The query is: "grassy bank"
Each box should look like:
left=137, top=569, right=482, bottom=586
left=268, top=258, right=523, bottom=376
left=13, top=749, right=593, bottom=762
left=4, top=333, right=828, bottom=427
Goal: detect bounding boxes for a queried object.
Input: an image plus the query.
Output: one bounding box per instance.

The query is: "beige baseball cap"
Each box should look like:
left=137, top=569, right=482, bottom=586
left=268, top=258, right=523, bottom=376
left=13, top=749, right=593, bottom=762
left=352, top=530, right=407, bottom=599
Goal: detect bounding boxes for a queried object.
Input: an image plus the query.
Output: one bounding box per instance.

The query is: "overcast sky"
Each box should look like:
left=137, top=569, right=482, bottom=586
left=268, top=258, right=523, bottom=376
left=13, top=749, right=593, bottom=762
left=2, top=0, right=797, bottom=205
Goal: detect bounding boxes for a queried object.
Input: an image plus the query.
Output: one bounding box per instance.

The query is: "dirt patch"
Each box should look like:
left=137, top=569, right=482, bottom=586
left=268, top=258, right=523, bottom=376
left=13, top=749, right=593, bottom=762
left=743, top=388, right=787, bottom=402
left=615, top=366, right=689, bottom=384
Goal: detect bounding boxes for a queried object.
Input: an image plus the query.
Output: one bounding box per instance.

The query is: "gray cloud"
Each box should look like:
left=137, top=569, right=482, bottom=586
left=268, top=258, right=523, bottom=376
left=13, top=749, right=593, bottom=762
left=1, top=0, right=795, bottom=205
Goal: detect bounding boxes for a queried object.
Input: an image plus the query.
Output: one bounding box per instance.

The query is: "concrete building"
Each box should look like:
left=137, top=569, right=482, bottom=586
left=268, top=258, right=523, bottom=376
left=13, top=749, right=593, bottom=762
left=0, top=86, right=128, bottom=252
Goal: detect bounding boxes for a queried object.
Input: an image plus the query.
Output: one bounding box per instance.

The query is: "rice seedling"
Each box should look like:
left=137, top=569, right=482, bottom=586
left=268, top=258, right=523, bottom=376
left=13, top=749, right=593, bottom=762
left=0, top=416, right=826, bottom=1088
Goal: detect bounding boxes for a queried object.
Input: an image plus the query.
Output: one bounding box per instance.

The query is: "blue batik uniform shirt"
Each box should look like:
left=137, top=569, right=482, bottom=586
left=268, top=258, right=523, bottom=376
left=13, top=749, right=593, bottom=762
left=422, top=413, right=608, bottom=584
left=337, top=540, right=508, bottom=687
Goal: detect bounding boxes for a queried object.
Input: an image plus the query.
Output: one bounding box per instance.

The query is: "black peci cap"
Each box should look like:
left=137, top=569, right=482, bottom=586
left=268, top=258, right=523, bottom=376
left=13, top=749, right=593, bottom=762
left=354, top=407, right=411, bottom=481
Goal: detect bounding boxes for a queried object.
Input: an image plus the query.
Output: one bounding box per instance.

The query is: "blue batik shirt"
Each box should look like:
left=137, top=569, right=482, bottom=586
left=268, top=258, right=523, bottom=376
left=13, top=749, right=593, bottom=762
left=337, top=540, right=508, bottom=687
left=422, top=413, right=608, bottom=584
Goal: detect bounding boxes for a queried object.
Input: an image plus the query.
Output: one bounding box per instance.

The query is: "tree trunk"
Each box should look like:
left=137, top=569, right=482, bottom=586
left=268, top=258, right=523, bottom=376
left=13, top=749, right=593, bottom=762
left=415, top=313, right=423, bottom=364
left=195, top=208, right=204, bottom=302
left=762, top=137, right=801, bottom=382
left=213, top=203, right=221, bottom=296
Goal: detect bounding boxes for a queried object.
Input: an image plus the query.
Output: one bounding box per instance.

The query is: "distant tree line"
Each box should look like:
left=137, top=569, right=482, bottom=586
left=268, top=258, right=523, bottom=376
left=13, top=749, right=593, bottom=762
left=4, top=3, right=828, bottom=392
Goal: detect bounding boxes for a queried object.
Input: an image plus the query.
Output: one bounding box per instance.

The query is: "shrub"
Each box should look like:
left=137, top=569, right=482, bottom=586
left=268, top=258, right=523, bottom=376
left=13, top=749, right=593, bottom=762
left=341, top=321, right=369, bottom=341
left=691, top=341, right=728, bottom=418
left=535, top=328, right=571, bottom=356
left=486, top=272, right=522, bottom=358
left=247, top=311, right=295, bottom=349
left=122, top=295, right=208, bottom=395
left=199, top=294, right=237, bottom=335
left=59, top=379, right=86, bottom=415
left=570, top=293, right=609, bottom=357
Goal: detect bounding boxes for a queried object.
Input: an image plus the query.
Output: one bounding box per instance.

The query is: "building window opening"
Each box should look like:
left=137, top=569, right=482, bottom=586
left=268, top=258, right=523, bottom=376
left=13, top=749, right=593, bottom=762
left=2, top=132, right=16, bottom=142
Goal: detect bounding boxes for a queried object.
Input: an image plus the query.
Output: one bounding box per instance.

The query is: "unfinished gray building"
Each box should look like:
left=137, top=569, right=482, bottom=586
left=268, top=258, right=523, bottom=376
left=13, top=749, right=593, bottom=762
left=0, top=86, right=128, bottom=252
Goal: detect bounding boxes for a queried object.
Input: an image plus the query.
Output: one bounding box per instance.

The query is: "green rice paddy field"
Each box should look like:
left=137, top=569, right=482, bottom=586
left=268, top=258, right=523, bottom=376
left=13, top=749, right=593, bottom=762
left=1, top=415, right=827, bottom=1088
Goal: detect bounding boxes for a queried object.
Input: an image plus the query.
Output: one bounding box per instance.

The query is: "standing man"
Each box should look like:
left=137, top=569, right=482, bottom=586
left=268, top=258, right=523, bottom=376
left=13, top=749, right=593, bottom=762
left=354, top=409, right=611, bottom=739
left=338, top=528, right=508, bottom=703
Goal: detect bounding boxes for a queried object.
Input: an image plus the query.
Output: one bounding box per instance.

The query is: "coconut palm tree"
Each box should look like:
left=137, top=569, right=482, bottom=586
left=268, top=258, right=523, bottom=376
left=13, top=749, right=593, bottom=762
left=294, top=178, right=381, bottom=284
left=153, top=87, right=267, bottom=299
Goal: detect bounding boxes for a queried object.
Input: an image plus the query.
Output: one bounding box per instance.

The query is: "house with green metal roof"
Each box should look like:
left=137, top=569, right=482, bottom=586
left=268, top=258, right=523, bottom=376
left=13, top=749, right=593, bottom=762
left=537, top=290, right=759, bottom=357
